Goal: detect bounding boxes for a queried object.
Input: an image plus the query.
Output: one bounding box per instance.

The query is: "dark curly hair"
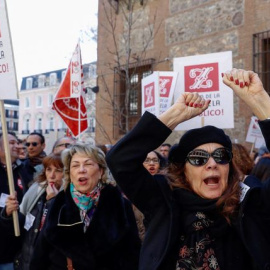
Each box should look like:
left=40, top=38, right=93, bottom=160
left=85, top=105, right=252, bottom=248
left=232, top=143, right=254, bottom=176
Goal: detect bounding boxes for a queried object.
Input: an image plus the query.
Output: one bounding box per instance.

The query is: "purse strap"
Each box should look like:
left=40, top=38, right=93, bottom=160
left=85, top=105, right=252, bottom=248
left=67, top=257, right=74, bottom=270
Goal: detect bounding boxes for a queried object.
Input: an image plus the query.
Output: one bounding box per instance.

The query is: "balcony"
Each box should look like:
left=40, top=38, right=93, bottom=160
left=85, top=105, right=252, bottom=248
left=22, top=130, right=30, bottom=134
left=34, top=129, right=43, bottom=134
left=45, top=129, right=54, bottom=134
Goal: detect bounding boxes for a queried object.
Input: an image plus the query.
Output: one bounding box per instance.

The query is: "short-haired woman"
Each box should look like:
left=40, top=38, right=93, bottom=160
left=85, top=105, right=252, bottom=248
left=29, top=143, right=140, bottom=270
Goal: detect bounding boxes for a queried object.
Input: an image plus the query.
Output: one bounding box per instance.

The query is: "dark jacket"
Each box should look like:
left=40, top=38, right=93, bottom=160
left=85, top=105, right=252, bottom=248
left=14, top=182, right=48, bottom=270
left=0, top=159, right=35, bottom=264
left=106, top=111, right=270, bottom=270
left=29, top=184, right=141, bottom=270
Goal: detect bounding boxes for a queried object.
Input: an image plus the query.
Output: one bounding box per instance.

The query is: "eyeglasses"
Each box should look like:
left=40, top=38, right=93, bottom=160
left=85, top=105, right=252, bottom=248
left=186, top=148, right=232, bottom=166
left=25, top=142, right=39, bottom=147
left=55, top=143, right=71, bottom=149
left=144, top=158, right=160, bottom=164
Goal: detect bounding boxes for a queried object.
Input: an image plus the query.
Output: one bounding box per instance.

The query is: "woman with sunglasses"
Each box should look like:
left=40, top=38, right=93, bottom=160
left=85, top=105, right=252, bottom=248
left=106, top=68, right=270, bottom=270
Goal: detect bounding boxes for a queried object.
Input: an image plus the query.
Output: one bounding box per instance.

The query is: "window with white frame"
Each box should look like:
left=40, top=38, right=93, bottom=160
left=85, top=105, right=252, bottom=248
left=36, top=95, right=42, bottom=107
left=38, top=75, right=46, bottom=88
left=49, top=73, right=57, bottom=86
left=49, top=116, right=54, bottom=130
left=26, top=78, right=33, bottom=89
left=48, top=93, right=54, bottom=106
left=59, top=119, right=66, bottom=129
left=36, top=117, right=42, bottom=130
left=25, top=97, right=30, bottom=108
left=24, top=118, right=30, bottom=131
left=61, top=70, right=67, bottom=81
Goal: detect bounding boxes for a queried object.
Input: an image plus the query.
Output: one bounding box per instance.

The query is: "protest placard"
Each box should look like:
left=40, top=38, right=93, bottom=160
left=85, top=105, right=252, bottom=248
left=0, top=0, right=20, bottom=236
left=141, top=71, right=178, bottom=115
left=246, top=116, right=265, bottom=149
left=0, top=0, right=18, bottom=99
left=173, top=51, right=233, bottom=130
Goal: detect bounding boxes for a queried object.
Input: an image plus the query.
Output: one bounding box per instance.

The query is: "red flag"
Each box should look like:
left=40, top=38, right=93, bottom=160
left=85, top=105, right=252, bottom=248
left=52, top=43, right=88, bottom=137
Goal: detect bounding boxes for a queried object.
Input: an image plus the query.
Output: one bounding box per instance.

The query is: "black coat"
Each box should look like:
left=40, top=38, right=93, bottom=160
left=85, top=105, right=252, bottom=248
left=106, top=111, right=270, bottom=270
left=0, top=160, right=35, bottom=264
left=29, top=184, right=141, bottom=270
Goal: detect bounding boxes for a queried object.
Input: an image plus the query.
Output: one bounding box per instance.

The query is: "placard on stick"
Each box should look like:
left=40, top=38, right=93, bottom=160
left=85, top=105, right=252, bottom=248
left=0, top=0, right=20, bottom=236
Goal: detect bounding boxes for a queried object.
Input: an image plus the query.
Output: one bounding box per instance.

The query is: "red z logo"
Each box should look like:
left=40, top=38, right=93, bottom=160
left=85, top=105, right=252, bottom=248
left=144, top=82, right=155, bottom=107
left=185, top=63, right=219, bottom=93
left=159, top=76, right=173, bottom=97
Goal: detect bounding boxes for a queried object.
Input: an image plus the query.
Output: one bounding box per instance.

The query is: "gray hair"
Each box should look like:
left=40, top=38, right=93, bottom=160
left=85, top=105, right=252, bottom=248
left=61, top=142, right=112, bottom=190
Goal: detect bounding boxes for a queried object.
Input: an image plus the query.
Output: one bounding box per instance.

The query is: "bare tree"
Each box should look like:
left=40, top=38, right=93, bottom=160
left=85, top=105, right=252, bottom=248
left=97, top=0, right=162, bottom=140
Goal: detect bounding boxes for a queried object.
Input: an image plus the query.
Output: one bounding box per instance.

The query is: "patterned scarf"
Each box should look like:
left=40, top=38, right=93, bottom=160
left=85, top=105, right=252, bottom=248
left=28, top=151, right=47, bottom=166
left=174, top=188, right=228, bottom=270
left=70, top=182, right=102, bottom=232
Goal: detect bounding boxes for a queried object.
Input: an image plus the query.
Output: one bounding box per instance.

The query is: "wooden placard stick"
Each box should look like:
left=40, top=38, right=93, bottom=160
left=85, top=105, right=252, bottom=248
left=0, top=100, right=20, bottom=236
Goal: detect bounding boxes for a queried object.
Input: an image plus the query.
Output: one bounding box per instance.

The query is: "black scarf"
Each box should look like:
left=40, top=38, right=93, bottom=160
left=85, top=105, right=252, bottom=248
left=173, top=188, right=228, bottom=270
left=27, top=151, right=46, bottom=167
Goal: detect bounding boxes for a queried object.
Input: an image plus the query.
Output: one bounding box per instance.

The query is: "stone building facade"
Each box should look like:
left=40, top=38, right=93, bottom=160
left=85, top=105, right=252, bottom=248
left=96, top=0, right=270, bottom=150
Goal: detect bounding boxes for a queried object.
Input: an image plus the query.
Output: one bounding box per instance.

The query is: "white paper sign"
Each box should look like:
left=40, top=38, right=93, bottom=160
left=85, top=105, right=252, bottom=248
left=141, top=71, right=178, bottom=116
left=0, top=0, right=18, bottom=99
left=159, top=71, right=178, bottom=114
left=141, top=72, right=160, bottom=115
left=173, top=51, right=233, bottom=130
left=0, top=192, right=8, bottom=207
left=246, top=116, right=265, bottom=148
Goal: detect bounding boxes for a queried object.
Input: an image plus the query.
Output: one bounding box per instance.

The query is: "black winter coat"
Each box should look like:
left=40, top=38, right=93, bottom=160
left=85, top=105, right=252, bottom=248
left=106, top=111, right=270, bottom=270
left=0, top=160, right=35, bottom=264
left=29, top=184, right=141, bottom=270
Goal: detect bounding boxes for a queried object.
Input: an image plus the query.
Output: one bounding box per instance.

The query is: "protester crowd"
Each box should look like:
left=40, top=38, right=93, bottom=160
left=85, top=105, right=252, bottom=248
left=0, top=68, right=270, bottom=269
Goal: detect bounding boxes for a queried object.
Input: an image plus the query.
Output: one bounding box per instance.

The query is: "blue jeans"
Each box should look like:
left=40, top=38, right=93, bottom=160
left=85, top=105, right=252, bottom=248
left=0, top=263, right=14, bottom=270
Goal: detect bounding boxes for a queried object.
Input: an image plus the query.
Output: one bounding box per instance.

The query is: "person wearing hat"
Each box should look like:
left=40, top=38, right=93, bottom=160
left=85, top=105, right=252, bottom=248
left=106, top=68, right=270, bottom=270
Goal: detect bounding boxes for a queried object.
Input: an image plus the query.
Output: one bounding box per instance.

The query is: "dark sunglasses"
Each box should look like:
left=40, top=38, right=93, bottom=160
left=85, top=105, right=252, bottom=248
left=55, top=143, right=71, bottom=149
left=25, top=142, right=39, bottom=147
left=186, top=147, right=232, bottom=166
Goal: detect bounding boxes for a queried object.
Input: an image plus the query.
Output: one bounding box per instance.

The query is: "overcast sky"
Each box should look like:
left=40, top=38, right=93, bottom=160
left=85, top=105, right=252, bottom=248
left=6, top=0, right=98, bottom=88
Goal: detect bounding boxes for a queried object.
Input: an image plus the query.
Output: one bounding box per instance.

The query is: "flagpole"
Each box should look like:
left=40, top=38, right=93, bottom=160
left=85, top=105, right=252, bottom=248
left=78, top=96, right=81, bottom=141
left=78, top=41, right=81, bottom=141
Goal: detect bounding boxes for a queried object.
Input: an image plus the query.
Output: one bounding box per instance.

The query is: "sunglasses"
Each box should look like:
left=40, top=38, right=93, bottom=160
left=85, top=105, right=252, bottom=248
left=186, top=147, right=232, bottom=166
left=55, top=143, right=71, bottom=149
left=25, top=142, right=39, bottom=147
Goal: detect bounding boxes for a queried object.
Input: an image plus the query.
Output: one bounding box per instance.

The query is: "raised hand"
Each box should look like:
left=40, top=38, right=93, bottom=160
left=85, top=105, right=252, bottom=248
left=159, top=92, right=210, bottom=130
left=222, top=68, right=270, bottom=120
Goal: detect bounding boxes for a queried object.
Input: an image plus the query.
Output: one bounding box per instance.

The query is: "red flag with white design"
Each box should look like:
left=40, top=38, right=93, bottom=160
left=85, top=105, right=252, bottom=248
left=52, top=43, right=88, bottom=137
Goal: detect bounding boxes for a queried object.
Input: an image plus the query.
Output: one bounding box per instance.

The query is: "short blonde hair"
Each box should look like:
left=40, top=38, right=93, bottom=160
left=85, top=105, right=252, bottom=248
left=61, top=142, right=111, bottom=190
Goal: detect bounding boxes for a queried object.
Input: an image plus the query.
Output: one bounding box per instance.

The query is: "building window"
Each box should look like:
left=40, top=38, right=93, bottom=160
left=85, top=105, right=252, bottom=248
left=49, top=117, right=54, bottom=130
left=13, top=122, right=18, bottom=131
left=49, top=73, right=57, bottom=86
left=26, top=78, right=33, bottom=89
left=48, top=94, right=54, bottom=106
left=89, top=65, right=96, bottom=78
left=62, top=70, right=67, bottom=81
left=37, top=118, right=42, bottom=130
left=253, top=30, right=270, bottom=94
left=38, top=75, right=46, bottom=88
left=36, top=96, right=42, bottom=107
left=113, top=59, right=154, bottom=137
left=24, top=119, right=30, bottom=131
left=25, top=97, right=30, bottom=108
